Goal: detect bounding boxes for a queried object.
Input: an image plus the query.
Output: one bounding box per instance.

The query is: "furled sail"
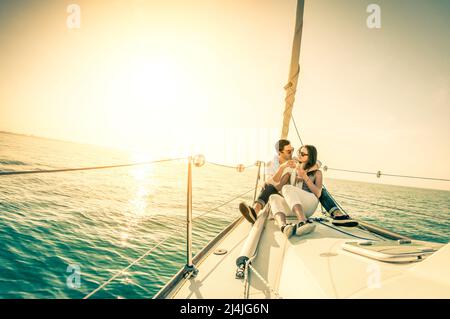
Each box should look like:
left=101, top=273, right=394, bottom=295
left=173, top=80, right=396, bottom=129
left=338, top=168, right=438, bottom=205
left=280, top=0, right=305, bottom=139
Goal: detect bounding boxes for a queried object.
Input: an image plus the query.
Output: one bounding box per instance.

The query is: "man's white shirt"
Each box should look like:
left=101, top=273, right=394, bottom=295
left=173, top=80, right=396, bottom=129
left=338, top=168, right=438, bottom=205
left=265, top=155, right=294, bottom=185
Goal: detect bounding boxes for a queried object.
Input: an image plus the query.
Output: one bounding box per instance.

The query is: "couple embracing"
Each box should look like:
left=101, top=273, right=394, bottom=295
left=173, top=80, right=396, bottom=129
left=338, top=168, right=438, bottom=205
left=239, top=139, right=357, bottom=238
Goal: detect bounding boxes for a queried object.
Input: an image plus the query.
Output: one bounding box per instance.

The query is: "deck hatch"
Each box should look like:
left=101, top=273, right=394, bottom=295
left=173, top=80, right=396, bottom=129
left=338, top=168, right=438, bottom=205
left=343, top=241, right=438, bottom=263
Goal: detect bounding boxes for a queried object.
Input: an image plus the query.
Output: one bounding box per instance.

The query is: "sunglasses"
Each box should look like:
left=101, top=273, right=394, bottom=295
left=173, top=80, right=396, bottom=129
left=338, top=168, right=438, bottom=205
left=299, top=152, right=309, bottom=157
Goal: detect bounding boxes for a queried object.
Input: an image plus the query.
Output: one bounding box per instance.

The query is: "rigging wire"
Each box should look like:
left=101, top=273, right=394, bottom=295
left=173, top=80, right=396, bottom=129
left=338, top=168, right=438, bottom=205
left=207, top=162, right=256, bottom=170
left=0, top=158, right=257, bottom=176
left=0, top=158, right=186, bottom=176
left=325, top=167, right=450, bottom=182
left=291, top=117, right=303, bottom=146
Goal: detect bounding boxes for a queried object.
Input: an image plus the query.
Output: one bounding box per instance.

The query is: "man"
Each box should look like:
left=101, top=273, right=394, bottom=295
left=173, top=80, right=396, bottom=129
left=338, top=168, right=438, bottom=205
left=239, top=139, right=358, bottom=227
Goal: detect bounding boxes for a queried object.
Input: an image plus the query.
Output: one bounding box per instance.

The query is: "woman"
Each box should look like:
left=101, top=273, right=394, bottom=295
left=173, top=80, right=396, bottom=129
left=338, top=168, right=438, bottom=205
left=268, top=145, right=322, bottom=237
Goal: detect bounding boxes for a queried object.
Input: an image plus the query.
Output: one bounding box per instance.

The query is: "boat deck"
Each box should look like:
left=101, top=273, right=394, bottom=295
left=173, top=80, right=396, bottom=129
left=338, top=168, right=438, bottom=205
left=163, top=214, right=448, bottom=299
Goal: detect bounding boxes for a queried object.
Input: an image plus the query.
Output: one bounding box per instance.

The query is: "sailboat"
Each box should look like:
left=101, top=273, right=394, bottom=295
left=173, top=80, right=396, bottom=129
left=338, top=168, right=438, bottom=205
left=153, top=0, right=450, bottom=299
left=1, top=0, right=448, bottom=300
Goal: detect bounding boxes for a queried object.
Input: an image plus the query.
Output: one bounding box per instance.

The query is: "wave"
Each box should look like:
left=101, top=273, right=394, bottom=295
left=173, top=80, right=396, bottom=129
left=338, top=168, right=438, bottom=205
left=0, top=159, right=28, bottom=166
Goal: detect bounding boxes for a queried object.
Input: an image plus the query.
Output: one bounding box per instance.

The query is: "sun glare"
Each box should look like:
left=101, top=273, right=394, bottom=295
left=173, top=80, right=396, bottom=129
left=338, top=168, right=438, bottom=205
left=104, top=55, right=183, bottom=148
left=100, top=50, right=213, bottom=159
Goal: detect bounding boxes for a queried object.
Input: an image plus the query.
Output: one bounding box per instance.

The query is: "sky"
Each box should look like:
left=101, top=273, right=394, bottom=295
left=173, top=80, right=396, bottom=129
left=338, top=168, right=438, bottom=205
left=0, top=0, right=449, bottom=191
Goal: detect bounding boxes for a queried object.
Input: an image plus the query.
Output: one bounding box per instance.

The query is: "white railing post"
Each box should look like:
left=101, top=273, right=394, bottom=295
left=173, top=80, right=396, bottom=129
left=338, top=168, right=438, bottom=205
left=183, top=155, right=204, bottom=278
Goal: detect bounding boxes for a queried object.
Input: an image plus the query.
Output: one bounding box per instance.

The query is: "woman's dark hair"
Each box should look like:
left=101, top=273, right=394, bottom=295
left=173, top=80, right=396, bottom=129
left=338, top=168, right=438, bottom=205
left=275, top=139, right=291, bottom=153
left=300, top=145, right=317, bottom=171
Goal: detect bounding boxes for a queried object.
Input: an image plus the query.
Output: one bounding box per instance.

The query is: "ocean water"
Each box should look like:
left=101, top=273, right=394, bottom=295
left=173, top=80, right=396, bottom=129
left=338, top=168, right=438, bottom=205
left=0, top=132, right=449, bottom=299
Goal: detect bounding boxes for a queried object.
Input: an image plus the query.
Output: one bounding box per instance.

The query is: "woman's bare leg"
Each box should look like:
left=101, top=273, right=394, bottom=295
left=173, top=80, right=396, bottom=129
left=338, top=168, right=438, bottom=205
left=292, top=204, right=307, bottom=223
left=274, top=212, right=287, bottom=228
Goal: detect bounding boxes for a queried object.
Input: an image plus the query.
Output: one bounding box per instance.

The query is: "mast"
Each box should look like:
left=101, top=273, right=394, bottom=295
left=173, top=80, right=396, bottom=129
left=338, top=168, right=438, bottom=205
left=280, top=0, right=305, bottom=139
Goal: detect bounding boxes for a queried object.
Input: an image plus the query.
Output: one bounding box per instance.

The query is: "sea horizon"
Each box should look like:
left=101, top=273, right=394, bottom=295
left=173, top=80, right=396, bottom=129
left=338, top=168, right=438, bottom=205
left=2, top=130, right=449, bottom=193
